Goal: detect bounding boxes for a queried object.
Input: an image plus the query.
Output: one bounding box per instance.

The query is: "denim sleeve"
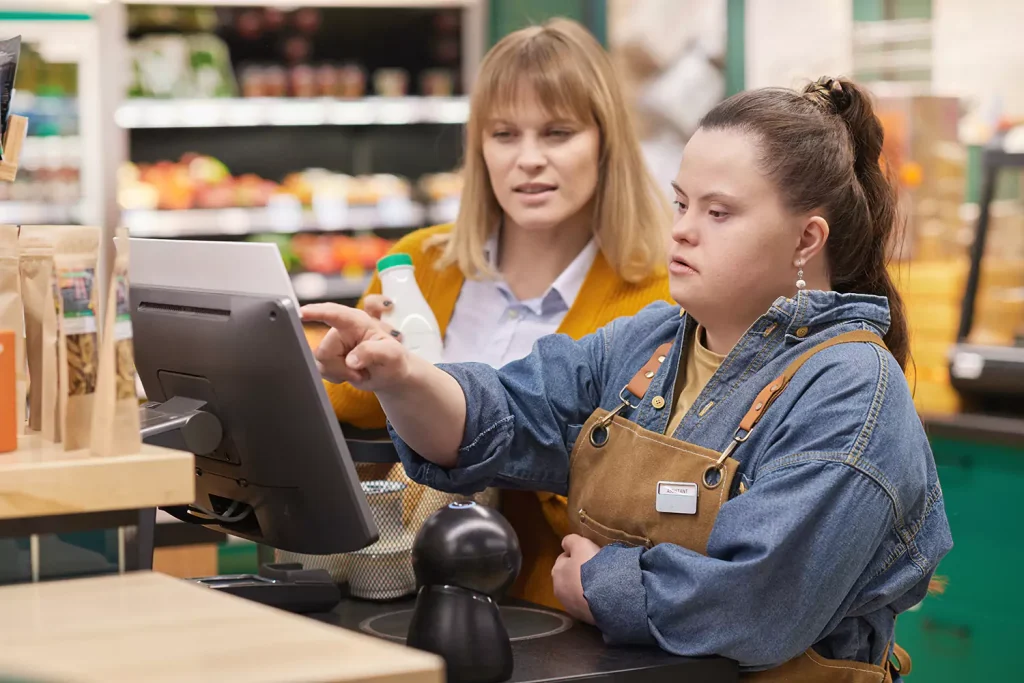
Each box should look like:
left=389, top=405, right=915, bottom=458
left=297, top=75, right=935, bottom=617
left=391, top=326, right=609, bottom=496
left=581, top=460, right=892, bottom=668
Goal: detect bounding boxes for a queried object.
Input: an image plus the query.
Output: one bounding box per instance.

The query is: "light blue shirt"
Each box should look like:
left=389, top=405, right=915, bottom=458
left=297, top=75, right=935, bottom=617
left=441, top=238, right=598, bottom=367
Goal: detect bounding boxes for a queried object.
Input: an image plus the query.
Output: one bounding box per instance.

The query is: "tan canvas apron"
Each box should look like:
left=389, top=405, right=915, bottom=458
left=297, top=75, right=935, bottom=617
left=567, top=330, right=912, bottom=682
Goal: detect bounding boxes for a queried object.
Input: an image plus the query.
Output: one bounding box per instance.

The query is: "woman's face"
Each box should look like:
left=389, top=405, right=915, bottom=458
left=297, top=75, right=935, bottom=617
left=482, top=90, right=600, bottom=233
left=668, top=127, right=805, bottom=330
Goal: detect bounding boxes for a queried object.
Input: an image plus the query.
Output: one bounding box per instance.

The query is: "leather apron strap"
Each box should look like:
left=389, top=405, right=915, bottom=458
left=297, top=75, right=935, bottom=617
left=625, top=342, right=673, bottom=400
left=738, top=329, right=888, bottom=433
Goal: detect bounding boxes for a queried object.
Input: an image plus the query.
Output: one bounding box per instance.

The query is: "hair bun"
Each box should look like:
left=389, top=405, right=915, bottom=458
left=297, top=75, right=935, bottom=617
left=803, top=76, right=853, bottom=115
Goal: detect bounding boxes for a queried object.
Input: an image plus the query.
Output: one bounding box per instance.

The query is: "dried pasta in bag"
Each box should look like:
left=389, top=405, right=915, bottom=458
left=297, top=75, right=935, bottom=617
left=53, top=226, right=100, bottom=450
left=91, top=228, right=140, bottom=456
left=0, top=225, right=26, bottom=433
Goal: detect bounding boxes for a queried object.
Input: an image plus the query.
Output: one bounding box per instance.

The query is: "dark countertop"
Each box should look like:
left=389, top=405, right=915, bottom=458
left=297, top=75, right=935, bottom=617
left=922, top=412, right=1024, bottom=449
left=312, top=595, right=738, bottom=683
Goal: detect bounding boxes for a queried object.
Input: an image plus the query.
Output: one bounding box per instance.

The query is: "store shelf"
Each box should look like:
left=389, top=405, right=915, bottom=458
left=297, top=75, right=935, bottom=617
left=426, top=196, right=460, bottom=224
left=19, top=135, right=82, bottom=169
left=123, top=200, right=431, bottom=237
left=125, top=0, right=479, bottom=6
left=291, top=272, right=370, bottom=303
left=116, top=97, right=469, bottom=129
left=0, top=201, right=81, bottom=225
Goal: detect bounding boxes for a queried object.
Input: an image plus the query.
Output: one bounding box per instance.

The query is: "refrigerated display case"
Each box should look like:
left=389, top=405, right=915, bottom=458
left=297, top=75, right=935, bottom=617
left=0, top=12, right=105, bottom=227
left=949, top=130, right=1024, bottom=414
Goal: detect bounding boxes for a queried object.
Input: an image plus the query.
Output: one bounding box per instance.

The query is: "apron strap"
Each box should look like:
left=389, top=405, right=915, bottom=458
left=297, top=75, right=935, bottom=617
left=890, top=642, right=912, bottom=676
left=625, top=342, right=673, bottom=399
left=737, top=330, right=888, bottom=433
left=621, top=330, right=886, bottom=433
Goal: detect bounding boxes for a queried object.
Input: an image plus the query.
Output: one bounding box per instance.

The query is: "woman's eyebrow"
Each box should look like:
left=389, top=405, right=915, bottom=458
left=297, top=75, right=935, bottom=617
left=671, top=182, right=739, bottom=204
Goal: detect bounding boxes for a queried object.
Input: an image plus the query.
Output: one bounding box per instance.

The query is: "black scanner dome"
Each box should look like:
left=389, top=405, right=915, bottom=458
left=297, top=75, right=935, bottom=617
left=411, top=501, right=522, bottom=597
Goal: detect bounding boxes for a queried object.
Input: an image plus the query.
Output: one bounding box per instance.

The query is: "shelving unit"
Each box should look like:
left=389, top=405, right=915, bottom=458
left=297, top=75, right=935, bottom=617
left=1, top=1, right=483, bottom=303
left=114, top=0, right=483, bottom=304
left=0, top=200, right=81, bottom=225
left=291, top=272, right=371, bottom=302
left=116, top=96, right=469, bottom=129
left=0, top=15, right=107, bottom=229
left=124, top=201, right=430, bottom=236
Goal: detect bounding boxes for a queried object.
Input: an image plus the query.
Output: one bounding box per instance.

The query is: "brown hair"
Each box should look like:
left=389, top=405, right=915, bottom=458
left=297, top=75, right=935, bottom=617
left=433, top=18, right=668, bottom=284
left=699, top=76, right=909, bottom=370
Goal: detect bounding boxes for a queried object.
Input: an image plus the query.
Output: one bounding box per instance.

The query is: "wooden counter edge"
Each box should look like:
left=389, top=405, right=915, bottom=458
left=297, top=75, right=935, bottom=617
left=0, top=443, right=195, bottom=520
left=0, top=572, right=445, bottom=683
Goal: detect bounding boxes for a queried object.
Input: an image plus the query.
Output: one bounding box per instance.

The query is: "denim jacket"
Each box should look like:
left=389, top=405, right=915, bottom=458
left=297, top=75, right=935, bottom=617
left=392, top=291, right=953, bottom=672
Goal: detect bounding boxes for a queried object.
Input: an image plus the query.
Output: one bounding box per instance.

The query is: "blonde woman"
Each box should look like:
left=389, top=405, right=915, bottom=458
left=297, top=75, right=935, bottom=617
left=309, top=18, right=670, bottom=608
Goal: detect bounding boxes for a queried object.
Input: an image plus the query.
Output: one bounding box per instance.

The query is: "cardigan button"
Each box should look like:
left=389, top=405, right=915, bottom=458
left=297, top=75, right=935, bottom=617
left=651, top=396, right=666, bottom=410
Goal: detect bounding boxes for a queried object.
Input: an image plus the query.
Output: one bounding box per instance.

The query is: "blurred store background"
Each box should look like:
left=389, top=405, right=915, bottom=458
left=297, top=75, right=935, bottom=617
left=1, top=1, right=1022, bottom=679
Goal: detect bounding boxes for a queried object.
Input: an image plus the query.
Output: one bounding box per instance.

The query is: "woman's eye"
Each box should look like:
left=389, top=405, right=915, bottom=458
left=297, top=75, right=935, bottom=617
left=547, top=129, right=573, bottom=139
left=709, top=209, right=728, bottom=219
left=492, top=130, right=513, bottom=140
left=673, top=200, right=687, bottom=214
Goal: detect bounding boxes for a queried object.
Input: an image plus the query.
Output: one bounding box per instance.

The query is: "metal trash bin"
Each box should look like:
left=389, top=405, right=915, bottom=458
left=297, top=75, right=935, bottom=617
left=276, top=462, right=498, bottom=600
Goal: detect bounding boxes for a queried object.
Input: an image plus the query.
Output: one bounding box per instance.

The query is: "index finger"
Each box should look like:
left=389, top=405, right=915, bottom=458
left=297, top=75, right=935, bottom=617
left=300, top=303, right=366, bottom=328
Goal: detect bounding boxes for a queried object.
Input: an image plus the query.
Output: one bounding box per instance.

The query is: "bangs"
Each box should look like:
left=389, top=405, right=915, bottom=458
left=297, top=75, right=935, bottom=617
left=474, top=38, right=596, bottom=126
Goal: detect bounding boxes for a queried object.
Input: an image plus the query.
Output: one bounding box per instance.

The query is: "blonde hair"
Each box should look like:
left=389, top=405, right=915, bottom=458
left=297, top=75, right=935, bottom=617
left=434, top=18, right=669, bottom=283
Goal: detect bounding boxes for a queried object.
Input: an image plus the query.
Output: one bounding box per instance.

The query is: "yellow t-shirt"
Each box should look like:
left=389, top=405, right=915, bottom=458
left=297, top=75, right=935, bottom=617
left=665, top=325, right=726, bottom=436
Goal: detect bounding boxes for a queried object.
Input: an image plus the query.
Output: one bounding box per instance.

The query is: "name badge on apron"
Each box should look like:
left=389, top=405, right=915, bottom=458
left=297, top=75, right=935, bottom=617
left=656, top=481, right=698, bottom=515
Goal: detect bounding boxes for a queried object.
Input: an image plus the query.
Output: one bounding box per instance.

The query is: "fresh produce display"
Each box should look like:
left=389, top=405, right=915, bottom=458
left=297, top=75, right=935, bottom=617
left=248, top=232, right=395, bottom=280
left=118, top=154, right=274, bottom=211
left=118, top=153, right=457, bottom=213
left=418, top=171, right=462, bottom=202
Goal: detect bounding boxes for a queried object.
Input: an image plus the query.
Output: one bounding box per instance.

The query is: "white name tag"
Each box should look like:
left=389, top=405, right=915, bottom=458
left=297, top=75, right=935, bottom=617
left=656, top=481, right=698, bottom=515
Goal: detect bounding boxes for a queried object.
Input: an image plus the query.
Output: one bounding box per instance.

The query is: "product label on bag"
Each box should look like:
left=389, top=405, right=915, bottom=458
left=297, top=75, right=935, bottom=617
left=58, top=267, right=98, bottom=397
left=59, top=268, right=97, bottom=334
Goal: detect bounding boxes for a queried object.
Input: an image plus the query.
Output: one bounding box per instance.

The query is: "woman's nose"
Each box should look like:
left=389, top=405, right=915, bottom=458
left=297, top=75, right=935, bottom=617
left=671, top=211, right=698, bottom=244
left=516, top=136, right=546, bottom=171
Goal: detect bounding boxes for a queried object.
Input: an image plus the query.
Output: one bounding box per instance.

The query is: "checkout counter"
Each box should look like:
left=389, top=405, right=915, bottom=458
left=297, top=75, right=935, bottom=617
left=0, top=238, right=737, bottom=683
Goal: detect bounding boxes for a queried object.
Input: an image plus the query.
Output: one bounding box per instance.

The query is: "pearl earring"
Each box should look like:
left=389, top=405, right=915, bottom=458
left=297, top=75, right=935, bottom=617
left=795, top=260, right=806, bottom=290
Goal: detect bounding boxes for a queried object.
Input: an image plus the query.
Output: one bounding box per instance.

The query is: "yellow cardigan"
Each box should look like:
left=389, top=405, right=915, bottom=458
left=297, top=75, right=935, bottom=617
left=325, top=224, right=671, bottom=609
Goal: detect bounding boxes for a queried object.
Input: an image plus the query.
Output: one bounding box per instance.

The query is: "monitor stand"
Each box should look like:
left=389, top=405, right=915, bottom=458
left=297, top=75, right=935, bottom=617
left=139, top=396, right=223, bottom=456
left=140, top=402, right=344, bottom=614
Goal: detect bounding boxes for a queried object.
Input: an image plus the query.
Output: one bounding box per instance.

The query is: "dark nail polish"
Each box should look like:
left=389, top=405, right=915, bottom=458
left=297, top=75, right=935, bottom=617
left=390, top=329, right=402, bottom=338
left=383, top=300, right=393, bottom=307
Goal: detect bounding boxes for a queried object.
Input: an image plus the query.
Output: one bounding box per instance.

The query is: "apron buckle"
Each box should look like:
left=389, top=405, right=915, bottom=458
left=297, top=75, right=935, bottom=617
left=589, top=387, right=640, bottom=448
left=590, top=402, right=625, bottom=447
left=720, top=426, right=752, bottom=460
left=706, top=428, right=750, bottom=489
